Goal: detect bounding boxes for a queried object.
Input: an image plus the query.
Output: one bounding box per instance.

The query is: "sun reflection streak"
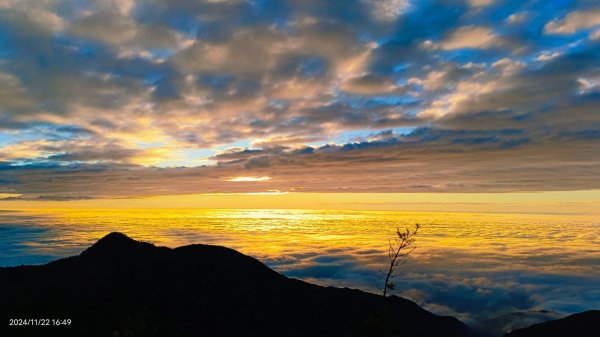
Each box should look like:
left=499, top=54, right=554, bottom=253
left=225, top=176, right=272, bottom=182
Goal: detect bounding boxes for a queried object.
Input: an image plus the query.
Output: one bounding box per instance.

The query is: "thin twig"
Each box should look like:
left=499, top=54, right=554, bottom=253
left=382, top=224, right=420, bottom=297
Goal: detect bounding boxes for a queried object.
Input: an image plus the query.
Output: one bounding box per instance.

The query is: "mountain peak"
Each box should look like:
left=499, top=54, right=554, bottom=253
left=99, top=231, right=134, bottom=242
left=81, top=232, right=151, bottom=258
left=92, top=232, right=137, bottom=247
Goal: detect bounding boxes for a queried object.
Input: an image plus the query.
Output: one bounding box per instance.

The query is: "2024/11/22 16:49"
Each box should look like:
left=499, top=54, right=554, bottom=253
left=8, top=318, right=72, bottom=326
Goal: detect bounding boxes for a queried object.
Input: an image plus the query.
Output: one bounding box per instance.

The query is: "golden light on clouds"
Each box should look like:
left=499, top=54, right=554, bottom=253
left=2, top=191, right=599, bottom=219
left=1, top=2, right=600, bottom=334
left=0, top=193, right=21, bottom=199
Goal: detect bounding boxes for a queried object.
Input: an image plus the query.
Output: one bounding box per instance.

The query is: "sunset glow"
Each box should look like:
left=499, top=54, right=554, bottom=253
left=1, top=0, right=599, bottom=335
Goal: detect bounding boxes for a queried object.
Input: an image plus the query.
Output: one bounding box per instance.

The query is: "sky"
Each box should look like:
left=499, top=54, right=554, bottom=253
left=1, top=0, right=600, bottom=201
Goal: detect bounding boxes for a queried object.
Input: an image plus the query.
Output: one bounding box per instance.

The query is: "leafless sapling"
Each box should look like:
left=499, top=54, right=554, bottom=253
left=382, top=224, right=420, bottom=297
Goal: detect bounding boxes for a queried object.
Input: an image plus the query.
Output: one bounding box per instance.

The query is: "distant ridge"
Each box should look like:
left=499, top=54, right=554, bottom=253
left=503, top=310, right=600, bottom=337
left=1, top=232, right=473, bottom=337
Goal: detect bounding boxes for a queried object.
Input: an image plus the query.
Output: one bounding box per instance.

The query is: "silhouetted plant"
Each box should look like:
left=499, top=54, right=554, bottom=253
left=362, top=225, right=421, bottom=337
left=381, top=224, right=420, bottom=297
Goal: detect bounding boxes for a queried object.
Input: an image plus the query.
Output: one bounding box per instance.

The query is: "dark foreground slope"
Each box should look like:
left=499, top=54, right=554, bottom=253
left=1, top=232, right=471, bottom=337
left=503, top=310, right=600, bottom=337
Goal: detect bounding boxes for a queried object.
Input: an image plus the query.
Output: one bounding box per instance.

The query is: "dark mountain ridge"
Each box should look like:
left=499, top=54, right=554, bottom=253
left=1, top=232, right=472, bottom=337
left=503, top=310, right=600, bottom=337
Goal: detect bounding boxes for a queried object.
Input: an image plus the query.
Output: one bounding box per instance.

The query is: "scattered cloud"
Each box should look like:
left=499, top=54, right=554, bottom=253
left=544, top=8, right=600, bottom=35
left=0, top=0, right=599, bottom=197
left=340, top=73, right=401, bottom=95
left=468, top=0, right=495, bottom=8
left=506, top=12, right=529, bottom=25
left=439, top=26, right=503, bottom=50
left=590, top=28, right=600, bottom=40
left=363, top=0, right=411, bottom=23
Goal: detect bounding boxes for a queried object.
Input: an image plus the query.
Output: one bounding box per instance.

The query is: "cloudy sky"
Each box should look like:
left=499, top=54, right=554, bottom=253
left=1, top=0, right=600, bottom=200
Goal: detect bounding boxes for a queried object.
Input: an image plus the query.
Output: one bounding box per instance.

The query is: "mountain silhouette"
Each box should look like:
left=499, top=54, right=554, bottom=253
left=1, top=232, right=473, bottom=337
left=503, top=310, right=600, bottom=337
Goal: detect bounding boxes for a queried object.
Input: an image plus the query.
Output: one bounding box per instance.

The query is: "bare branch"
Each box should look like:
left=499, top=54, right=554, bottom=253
left=382, top=224, right=420, bottom=297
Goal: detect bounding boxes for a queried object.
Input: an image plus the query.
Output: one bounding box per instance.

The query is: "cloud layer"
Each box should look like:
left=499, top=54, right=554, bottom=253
left=1, top=0, right=600, bottom=198
left=3, top=208, right=599, bottom=336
